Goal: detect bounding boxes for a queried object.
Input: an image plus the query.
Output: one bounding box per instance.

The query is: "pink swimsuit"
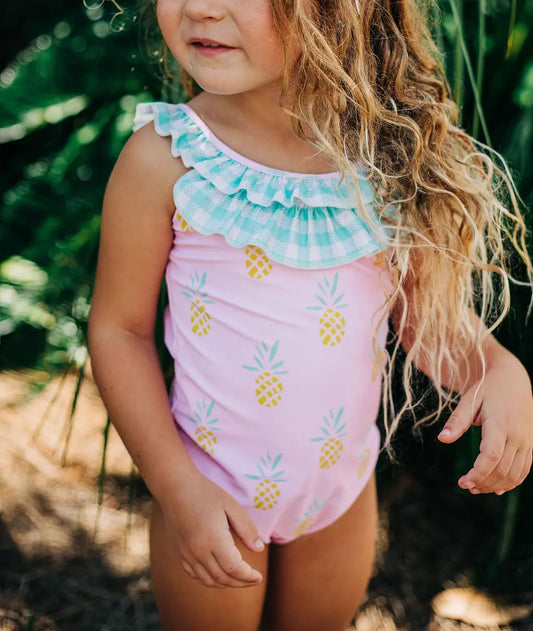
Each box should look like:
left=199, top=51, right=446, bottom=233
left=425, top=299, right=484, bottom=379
left=133, top=102, right=395, bottom=543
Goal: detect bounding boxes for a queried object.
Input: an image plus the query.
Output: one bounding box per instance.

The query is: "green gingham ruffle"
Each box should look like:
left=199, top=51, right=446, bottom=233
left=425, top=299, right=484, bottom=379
left=132, top=101, right=394, bottom=268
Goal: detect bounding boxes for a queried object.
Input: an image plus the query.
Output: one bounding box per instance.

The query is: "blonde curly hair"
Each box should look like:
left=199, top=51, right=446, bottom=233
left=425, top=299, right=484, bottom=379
left=128, top=0, right=532, bottom=455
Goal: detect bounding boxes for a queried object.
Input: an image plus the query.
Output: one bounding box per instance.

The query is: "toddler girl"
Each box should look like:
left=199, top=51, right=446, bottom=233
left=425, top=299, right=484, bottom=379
left=88, top=0, right=533, bottom=629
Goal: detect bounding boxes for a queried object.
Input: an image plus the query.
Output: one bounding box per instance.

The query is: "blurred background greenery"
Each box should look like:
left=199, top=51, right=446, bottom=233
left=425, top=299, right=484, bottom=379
left=0, top=0, right=532, bottom=598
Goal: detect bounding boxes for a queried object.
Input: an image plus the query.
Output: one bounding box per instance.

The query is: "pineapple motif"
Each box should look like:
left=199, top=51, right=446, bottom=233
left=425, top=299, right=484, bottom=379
left=182, top=271, right=214, bottom=337
left=245, top=245, right=272, bottom=279
left=187, top=398, right=220, bottom=455
left=306, top=273, right=348, bottom=346
left=242, top=340, right=288, bottom=407
left=373, top=251, right=384, bottom=266
left=292, top=499, right=326, bottom=538
left=176, top=213, right=194, bottom=232
left=358, top=448, right=371, bottom=478
left=311, top=407, right=348, bottom=469
left=245, top=452, right=286, bottom=510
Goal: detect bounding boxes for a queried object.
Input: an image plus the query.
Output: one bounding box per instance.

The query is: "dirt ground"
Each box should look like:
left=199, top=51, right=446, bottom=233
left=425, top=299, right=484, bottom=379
left=1, top=364, right=532, bottom=631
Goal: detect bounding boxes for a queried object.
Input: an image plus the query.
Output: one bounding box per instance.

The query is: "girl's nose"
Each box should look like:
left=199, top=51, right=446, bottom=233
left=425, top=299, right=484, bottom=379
left=183, top=0, right=226, bottom=21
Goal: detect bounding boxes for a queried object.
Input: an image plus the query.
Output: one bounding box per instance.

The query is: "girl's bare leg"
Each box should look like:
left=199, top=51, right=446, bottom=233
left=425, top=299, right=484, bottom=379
left=262, top=474, right=378, bottom=631
left=150, top=498, right=269, bottom=631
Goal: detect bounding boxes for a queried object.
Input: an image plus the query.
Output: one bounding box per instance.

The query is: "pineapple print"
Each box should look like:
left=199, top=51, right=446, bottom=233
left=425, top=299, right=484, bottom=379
left=182, top=271, right=214, bottom=337
left=306, top=273, right=348, bottom=346
left=245, top=452, right=286, bottom=510
left=187, top=398, right=220, bottom=455
left=373, top=251, right=384, bottom=266
left=176, top=213, right=194, bottom=232
left=311, top=407, right=348, bottom=469
left=245, top=245, right=272, bottom=279
left=242, top=340, right=288, bottom=407
left=292, top=499, right=325, bottom=538
left=358, top=448, right=371, bottom=478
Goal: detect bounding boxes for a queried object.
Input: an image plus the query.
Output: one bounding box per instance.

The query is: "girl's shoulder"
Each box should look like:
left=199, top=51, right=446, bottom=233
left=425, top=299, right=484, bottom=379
left=102, top=110, right=189, bottom=224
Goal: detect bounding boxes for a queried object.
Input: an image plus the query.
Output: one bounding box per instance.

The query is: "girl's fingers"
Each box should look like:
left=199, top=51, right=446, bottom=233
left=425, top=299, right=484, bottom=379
left=204, top=554, right=255, bottom=588
left=226, top=506, right=265, bottom=554
left=182, top=558, right=197, bottom=579
left=214, top=530, right=263, bottom=584
left=494, top=449, right=530, bottom=494
left=519, top=450, right=533, bottom=487
left=191, top=562, right=224, bottom=589
left=438, top=384, right=482, bottom=443
left=471, top=440, right=515, bottom=493
left=459, top=426, right=506, bottom=490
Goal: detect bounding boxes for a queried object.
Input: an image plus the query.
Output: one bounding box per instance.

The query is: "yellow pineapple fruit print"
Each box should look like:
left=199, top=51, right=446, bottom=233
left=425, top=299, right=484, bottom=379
left=182, top=271, right=214, bottom=337
left=245, top=245, right=272, bottom=279
left=242, top=340, right=288, bottom=407
left=187, top=398, right=220, bottom=455
left=306, top=273, right=348, bottom=346
left=311, top=407, right=348, bottom=469
left=176, top=213, right=194, bottom=232
left=292, top=499, right=325, bottom=538
left=358, top=448, right=371, bottom=478
left=245, top=452, right=286, bottom=510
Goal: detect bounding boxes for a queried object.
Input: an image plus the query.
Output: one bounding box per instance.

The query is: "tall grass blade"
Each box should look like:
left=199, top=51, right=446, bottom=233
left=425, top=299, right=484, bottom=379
left=126, top=460, right=137, bottom=536
left=448, top=0, right=492, bottom=144
left=452, top=0, right=465, bottom=125
left=97, top=415, right=112, bottom=506
left=472, top=0, right=487, bottom=139
left=59, top=350, right=87, bottom=466
left=505, top=0, right=517, bottom=60
left=31, top=365, right=72, bottom=444
left=92, top=414, right=111, bottom=543
left=432, top=1, right=446, bottom=76
left=490, top=487, right=520, bottom=576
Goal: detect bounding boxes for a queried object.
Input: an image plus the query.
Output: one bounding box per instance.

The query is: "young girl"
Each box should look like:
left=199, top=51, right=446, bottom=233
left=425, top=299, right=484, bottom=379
left=87, top=0, right=533, bottom=629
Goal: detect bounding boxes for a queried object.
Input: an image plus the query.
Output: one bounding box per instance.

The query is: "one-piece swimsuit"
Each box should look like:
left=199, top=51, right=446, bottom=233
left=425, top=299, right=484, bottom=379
left=133, top=101, right=395, bottom=543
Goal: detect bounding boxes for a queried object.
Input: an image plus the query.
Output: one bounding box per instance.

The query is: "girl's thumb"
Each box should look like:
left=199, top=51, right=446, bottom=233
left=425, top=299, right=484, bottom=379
left=226, top=508, right=265, bottom=552
left=438, top=382, right=481, bottom=443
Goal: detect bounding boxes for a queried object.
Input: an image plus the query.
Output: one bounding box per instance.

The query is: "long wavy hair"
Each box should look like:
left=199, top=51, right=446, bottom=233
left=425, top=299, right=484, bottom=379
left=130, top=0, right=532, bottom=455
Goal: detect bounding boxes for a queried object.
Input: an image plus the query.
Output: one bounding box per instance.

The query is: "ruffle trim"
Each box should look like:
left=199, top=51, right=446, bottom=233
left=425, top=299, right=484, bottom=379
left=133, top=101, right=378, bottom=210
left=133, top=101, right=395, bottom=268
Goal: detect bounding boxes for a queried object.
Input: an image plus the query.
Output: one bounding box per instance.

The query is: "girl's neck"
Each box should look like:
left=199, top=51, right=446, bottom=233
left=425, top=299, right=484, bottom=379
left=187, top=91, right=337, bottom=175
left=191, top=89, right=295, bottom=138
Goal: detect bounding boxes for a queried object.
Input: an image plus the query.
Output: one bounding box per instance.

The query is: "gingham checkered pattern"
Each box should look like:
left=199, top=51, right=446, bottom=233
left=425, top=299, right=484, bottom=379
left=133, top=101, right=395, bottom=269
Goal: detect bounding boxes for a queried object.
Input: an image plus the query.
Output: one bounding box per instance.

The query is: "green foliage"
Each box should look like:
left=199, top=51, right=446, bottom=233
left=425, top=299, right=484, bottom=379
left=0, top=2, right=152, bottom=375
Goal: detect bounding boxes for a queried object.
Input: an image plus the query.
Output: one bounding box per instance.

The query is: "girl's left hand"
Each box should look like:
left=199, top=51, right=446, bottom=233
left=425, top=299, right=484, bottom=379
left=437, top=355, right=533, bottom=495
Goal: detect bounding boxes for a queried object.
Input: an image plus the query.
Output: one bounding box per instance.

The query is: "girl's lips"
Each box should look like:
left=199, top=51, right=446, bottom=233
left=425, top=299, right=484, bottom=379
left=191, top=43, right=237, bottom=56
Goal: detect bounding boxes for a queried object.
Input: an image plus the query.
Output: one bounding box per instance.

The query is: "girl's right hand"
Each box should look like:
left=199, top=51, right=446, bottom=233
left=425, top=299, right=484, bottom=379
left=159, top=471, right=266, bottom=588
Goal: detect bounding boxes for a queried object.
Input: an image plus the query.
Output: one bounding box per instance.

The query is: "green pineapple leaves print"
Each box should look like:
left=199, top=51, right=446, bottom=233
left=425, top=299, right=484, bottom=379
left=187, top=398, right=220, bottom=455
left=245, top=452, right=286, bottom=510
left=311, top=407, right=348, bottom=469
left=242, top=340, right=288, bottom=407
left=292, top=499, right=326, bottom=538
left=182, top=270, right=214, bottom=336
left=306, top=273, right=348, bottom=346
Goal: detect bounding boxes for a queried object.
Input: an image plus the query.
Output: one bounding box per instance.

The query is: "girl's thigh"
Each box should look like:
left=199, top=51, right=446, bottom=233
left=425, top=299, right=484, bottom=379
left=262, top=474, right=378, bottom=631
left=149, top=499, right=269, bottom=631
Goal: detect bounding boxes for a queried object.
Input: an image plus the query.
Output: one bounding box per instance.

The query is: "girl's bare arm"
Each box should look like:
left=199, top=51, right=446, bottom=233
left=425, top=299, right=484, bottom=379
left=88, top=124, right=264, bottom=587
left=87, top=122, right=194, bottom=499
left=390, top=270, right=533, bottom=495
